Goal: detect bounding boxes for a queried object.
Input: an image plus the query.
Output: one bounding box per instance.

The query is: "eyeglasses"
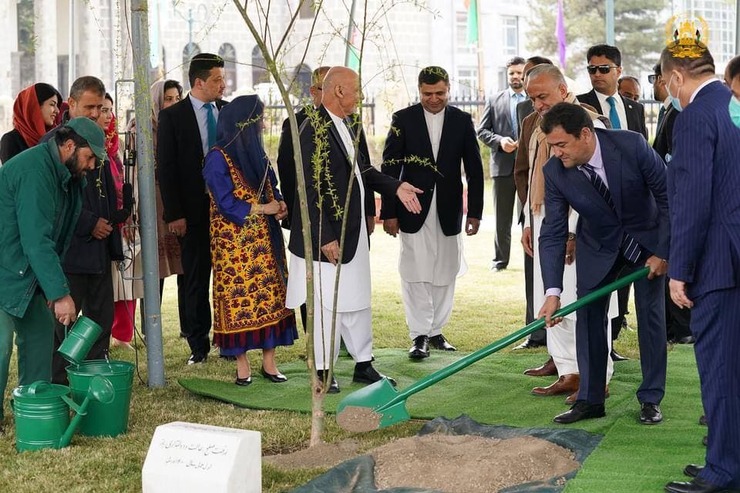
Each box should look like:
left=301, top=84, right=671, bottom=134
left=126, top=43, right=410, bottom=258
left=648, top=74, right=658, bottom=84
left=587, top=65, right=619, bottom=75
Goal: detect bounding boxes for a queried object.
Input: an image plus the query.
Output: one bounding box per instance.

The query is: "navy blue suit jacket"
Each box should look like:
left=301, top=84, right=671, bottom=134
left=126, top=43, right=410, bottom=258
left=540, top=128, right=669, bottom=292
left=667, top=81, right=740, bottom=298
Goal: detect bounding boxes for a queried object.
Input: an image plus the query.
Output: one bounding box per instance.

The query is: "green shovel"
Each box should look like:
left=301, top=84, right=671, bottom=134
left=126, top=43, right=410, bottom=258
left=336, top=267, right=650, bottom=432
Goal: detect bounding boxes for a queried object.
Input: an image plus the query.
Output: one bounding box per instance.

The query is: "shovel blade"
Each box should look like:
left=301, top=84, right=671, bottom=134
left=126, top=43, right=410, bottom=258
left=336, top=378, right=410, bottom=432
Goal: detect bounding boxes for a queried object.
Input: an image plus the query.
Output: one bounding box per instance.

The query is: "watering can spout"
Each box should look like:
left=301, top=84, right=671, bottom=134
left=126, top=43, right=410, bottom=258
left=58, top=375, right=115, bottom=448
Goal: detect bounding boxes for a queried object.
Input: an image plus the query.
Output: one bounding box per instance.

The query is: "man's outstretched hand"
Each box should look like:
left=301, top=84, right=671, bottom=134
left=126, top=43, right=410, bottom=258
left=396, top=182, right=423, bottom=214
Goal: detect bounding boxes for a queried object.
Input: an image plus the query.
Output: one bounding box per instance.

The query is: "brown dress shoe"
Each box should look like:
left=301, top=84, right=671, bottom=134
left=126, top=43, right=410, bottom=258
left=565, top=385, right=609, bottom=405
left=523, top=356, right=557, bottom=377
left=532, top=374, right=580, bottom=396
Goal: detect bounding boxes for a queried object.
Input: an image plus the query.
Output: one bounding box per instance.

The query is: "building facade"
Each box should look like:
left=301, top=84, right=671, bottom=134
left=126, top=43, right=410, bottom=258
left=0, top=0, right=536, bottom=136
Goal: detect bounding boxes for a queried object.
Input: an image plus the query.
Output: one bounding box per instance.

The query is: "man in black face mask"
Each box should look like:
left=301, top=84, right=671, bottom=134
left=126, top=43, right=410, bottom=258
left=0, top=117, right=106, bottom=432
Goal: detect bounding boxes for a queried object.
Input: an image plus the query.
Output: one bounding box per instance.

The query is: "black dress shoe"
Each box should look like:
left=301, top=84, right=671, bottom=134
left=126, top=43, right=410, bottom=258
left=235, top=371, right=252, bottom=386
left=260, top=366, right=288, bottom=383
left=187, top=353, right=208, bottom=365
left=353, top=364, right=397, bottom=387
left=429, top=334, right=456, bottom=351
left=684, top=464, right=704, bottom=478
left=640, top=402, right=663, bottom=424
left=610, top=349, right=629, bottom=361
left=317, top=370, right=340, bottom=394
left=514, top=338, right=546, bottom=350
left=553, top=401, right=605, bottom=424
left=699, top=415, right=707, bottom=426
left=665, top=477, right=734, bottom=493
left=409, top=335, right=429, bottom=359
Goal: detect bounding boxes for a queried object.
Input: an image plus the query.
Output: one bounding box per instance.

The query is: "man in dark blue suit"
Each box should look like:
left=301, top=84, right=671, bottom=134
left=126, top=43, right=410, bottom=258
left=661, top=43, right=740, bottom=493
left=537, top=103, right=668, bottom=425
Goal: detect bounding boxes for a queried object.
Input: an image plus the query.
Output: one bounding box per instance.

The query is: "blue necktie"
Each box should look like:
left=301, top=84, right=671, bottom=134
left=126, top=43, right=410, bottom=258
left=606, top=96, right=621, bottom=129
left=582, top=164, right=642, bottom=263
left=205, top=103, right=217, bottom=149
left=657, top=105, right=666, bottom=130
left=511, top=93, right=523, bottom=139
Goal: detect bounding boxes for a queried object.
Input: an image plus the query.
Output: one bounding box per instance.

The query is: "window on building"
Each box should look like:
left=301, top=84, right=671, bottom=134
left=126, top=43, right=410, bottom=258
left=299, top=0, right=315, bottom=18
left=292, top=64, right=312, bottom=101
left=456, top=68, right=478, bottom=98
left=502, top=16, right=519, bottom=57
left=456, top=10, right=475, bottom=54
left=182, top=43, right=201, bottom=91
left=251, top=45, right=268, bottom=88
left=218, top=43, right=237, bottom=97
left=16, top=0, right=35, bottom=90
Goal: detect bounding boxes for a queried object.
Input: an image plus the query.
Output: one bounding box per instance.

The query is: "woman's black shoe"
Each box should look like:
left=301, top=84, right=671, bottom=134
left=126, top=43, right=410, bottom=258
left=261, top=366, right=288, bottom=383
left=235, top=371, right=252, bottom=386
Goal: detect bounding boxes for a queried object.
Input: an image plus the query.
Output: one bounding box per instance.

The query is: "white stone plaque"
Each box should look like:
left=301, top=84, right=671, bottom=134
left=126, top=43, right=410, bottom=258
left=142, top=421, right=261, bottom=493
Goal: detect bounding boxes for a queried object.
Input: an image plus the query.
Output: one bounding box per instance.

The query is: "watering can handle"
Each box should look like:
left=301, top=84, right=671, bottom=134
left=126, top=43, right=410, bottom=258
left=382, top=266, right=651, bottom=408
left=60, top=394, right=87, bottom=415
left=27, top=381, right=51, bottom=395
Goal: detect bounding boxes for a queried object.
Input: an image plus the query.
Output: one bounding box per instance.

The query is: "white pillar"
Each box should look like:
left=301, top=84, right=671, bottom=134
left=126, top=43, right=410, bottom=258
left=0, top=1, right=15, bottom=99
left=35, top=0, right=59, bottom=89
left=78, top=0, right=102, bottom=80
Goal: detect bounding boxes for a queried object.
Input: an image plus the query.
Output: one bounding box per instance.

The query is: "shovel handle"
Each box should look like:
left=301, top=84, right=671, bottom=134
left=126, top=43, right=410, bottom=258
left=378, top=267, right=649, bottom=411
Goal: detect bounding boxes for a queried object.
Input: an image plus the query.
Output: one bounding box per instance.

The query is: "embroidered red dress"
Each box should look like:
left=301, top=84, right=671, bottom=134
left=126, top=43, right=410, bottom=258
left=207, top=149, right=297, bottom=353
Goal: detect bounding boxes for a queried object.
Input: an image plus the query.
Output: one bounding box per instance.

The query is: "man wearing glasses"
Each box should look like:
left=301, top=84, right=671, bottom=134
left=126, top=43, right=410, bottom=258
left=578, top=44, right=648, bottom=362
left=578, top=44, right=647, bottom=137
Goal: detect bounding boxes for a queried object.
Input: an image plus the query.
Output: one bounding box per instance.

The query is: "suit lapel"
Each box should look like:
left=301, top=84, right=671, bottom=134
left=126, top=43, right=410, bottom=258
left=600, top=134, right=624, bottom=216
left=322, top=108, right=352, bottom=169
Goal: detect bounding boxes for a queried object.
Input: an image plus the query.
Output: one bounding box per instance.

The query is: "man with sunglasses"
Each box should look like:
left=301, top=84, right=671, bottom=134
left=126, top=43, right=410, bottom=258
left=578, top=44, right=647, bottom=137
left=578, top=44, right=648, bottom=362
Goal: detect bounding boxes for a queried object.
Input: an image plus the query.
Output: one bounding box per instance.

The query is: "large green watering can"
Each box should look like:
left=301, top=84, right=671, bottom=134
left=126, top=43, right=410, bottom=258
left=11, top=376, right=115, bottom=452
left=336, top=267, right=650, bottom=432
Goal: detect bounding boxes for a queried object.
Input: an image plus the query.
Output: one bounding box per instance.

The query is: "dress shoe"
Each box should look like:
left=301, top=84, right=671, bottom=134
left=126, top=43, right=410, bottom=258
left=514, top=338, right=546, bottom=350
left=677, top=335, right=696, bottom=344
left=684, top=464, right=704, bottom=478
left=353, top=364, right=397, bottom=387
left=610, top=349, right=629, bottom=361
left=490, top=261, right=507, bottom=271
left=260, top=366, right=288, bottom=383
left=235, top=371, right=252, bottom=386
left=699, top=415, right=707, bottom=426
left=409, top=335, right=429, bottom=359
left=317, top=370, right=340, bottom=394
left=523, top=356, right=557, bottom=377
left=640, top=402, right=663, bottom=424
left=553, top=401, right=605, bottom=424
left=187, top=353, right=207, bottom=365
left=532, top=374, right=580, bottom=396
left=665, top=477, right=734, bottom=493
left=429, top=334, right=456, bottom=351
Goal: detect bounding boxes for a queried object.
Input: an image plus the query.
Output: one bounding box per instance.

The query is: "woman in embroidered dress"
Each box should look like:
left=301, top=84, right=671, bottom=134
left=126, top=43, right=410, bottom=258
left=202, top=95, right=298, bottom=386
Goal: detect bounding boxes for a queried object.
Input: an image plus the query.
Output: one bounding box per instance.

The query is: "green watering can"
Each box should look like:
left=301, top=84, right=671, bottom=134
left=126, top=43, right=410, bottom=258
left=11, top=376, right=115, bottom=452
left=336, top=267, right=650, bottom=432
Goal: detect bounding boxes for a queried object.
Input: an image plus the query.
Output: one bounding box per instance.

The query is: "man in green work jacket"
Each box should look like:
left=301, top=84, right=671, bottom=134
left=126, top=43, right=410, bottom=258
left=0, top=117, right=106, bottom=432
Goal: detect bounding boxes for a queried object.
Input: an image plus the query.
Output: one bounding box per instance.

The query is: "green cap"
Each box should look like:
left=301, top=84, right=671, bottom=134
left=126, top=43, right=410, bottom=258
left=64, top=117, right=107, bottom=162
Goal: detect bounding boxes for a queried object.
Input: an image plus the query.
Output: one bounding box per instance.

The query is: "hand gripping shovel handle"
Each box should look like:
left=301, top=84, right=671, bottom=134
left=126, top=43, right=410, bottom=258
left=378, top=266, right=649, bottom=412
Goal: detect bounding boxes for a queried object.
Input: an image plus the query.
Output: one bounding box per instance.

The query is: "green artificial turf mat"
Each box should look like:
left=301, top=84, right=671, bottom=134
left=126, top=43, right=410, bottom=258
left=179, top=345, right=705, bottom=492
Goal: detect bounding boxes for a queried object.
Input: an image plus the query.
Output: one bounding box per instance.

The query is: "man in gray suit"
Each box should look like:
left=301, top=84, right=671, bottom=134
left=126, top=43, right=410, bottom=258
left=477, top=56, right=526, bottom=271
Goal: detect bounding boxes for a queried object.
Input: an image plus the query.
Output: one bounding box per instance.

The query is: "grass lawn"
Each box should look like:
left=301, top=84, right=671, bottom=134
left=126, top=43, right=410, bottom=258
left=0, top=186, right=648, bottom=492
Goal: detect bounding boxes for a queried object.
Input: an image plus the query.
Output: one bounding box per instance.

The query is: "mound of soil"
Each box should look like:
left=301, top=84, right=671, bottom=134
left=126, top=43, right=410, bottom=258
left=266, top=433, right=579, bottom=492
